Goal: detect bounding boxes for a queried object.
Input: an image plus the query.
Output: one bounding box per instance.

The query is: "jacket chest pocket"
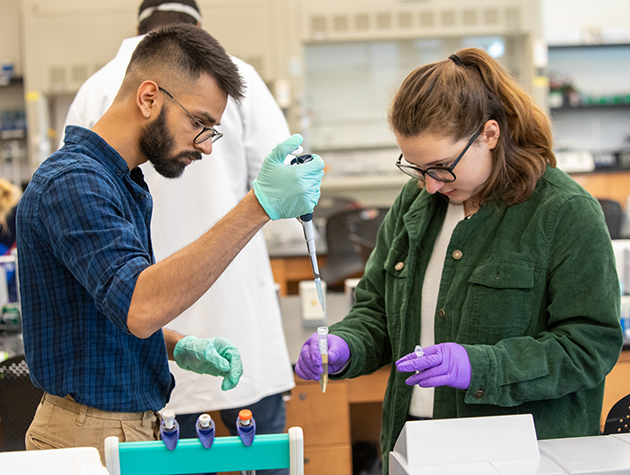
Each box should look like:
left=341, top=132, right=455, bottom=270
left=462, top=261, right=537, bottom=342
left=383, top=253, right=409, bottom=330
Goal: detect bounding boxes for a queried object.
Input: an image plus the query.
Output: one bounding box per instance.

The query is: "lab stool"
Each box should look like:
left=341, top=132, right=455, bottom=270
left=104, top=426, right=304, bottom=475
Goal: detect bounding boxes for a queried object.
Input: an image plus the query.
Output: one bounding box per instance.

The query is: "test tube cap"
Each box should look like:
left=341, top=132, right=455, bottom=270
left=198, top=413, right=212, bottom=428
left=238, top=409, right=253, bottom=421
left=162, top=409, right=176, bottom=429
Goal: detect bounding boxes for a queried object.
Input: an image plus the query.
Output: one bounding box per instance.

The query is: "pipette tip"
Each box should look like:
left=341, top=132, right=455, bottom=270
left=314, top=277, right=326, bottom=314
left=320, top=377, right=328, bottom=393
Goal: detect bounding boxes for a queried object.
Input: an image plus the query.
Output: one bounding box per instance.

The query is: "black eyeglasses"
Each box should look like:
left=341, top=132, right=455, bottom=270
left=159, top=87, right=223, bottom=145
left=396, top=127, right=483, bottom=183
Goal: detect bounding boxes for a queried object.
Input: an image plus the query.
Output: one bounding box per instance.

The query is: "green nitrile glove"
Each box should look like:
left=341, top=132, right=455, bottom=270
left=173, top=336, right=243, bottom=391
left=253, top=134, right=325, bottom=220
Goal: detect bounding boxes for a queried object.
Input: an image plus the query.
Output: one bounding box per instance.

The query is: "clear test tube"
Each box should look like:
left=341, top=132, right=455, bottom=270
left=318, top=326, right=329, bottom=393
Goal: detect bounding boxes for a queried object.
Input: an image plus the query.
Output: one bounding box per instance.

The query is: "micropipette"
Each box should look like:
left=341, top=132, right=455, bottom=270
left=318, top=326, right=329, bottom=393
left=289, top=147, right=326, bottom=315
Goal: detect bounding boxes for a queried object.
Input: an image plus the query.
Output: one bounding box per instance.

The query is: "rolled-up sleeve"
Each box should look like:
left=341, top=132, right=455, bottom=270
left=37, top=166, right=152, bottom=331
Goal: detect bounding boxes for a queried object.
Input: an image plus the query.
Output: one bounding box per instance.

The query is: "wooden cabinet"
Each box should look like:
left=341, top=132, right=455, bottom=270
left=270, top=256, right=327, bottom=296
left=282, top=367, right=389, bottom=474
left=285, top=378, right=352, bottom=475
left=570, top=171, right=630, bottom=210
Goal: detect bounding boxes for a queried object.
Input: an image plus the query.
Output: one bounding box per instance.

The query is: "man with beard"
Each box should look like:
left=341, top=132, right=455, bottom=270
left=60, top=4, right=299, bottom=470
left=16, top=24, right=324, bottom=463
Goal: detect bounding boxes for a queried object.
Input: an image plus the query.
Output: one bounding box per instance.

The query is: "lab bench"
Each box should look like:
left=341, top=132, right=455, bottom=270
left=280, top=293, right=630, bottom=474
left=2, top=292, right=629, bottom=474
left=197, top=291, right=630, bottom=474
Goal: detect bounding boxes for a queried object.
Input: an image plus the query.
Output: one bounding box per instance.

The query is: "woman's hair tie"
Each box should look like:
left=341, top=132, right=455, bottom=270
left=449, top=54, right=463, bottom=66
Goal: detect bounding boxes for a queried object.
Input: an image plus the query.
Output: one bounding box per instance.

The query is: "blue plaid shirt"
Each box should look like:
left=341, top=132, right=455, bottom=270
left=17, top=126, right=174, bottom=412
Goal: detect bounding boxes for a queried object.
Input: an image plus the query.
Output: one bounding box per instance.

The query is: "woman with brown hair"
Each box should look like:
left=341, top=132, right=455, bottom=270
left=296, top=48, right=622, bottom=473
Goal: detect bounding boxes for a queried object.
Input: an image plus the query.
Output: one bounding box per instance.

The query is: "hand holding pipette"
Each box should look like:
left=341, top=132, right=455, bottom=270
left=288, top=146, right=326, bottom=315
left=252, top=134, right=324, bottom=220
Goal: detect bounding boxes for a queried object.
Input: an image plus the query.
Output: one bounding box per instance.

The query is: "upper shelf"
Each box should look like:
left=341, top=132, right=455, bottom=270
left=0, top=76, right=23, bottom=88
left=551, top=103, right=630, bottom=112
left=548, top=43, right=630, bottom=50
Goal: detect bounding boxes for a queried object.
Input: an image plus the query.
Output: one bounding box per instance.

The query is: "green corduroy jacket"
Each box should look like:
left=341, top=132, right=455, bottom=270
left=329, top=166, right=623, bottom=474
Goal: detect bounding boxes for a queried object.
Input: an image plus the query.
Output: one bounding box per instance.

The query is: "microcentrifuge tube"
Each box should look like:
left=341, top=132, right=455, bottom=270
left=160, top=409, right=180, bottom=451
left=414, top=345, right=424, bottom=358
left=236, top=409, right=256, bottom=447
left=318, top=326, right=329, bottom=393
left=196, top=413, right=215, bottom=449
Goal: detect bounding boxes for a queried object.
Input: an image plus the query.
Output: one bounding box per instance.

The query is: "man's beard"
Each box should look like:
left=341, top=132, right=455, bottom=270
left=138, top=104, right=202, bottom=179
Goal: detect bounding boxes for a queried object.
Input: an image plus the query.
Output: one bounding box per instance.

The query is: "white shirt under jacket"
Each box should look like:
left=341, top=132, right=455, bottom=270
left=61, top=36, right=295, bottom=413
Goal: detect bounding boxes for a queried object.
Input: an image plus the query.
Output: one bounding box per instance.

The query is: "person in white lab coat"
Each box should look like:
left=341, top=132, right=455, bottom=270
left=61, top=3, right=295, bottom=471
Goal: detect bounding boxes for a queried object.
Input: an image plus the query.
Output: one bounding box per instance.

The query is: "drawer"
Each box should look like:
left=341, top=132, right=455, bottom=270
left=304, top=444, right=352, bottom=475
left=285, top=379, right=351, bottom=446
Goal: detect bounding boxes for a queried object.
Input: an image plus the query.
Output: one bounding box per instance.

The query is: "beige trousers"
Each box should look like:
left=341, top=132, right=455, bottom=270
left=25, top=393, right=159, bottom=465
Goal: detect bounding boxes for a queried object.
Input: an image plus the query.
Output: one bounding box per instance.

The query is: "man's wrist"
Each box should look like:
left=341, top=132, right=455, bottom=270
left=164, top=328, right=188, bottom=360
left=244, top=189, right=272, bottom=223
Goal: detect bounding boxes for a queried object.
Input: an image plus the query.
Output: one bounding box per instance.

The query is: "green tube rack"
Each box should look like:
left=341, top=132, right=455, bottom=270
left=105, top=426, right=304, bottom=475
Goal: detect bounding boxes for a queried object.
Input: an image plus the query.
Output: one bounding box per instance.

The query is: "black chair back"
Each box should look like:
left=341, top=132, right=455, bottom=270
left=321, top=207, right=389, bottom=285
left=602, top=393, right=630, bottom=435
left=597, top=198, right=624, bottom=239
left=0, top=355, right=43, bottom=451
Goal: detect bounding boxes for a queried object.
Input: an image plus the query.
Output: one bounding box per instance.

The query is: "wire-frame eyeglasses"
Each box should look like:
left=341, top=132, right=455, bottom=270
left=395, top=127, right=483, bottom=183
left=159, top=87, right=223, bottom=145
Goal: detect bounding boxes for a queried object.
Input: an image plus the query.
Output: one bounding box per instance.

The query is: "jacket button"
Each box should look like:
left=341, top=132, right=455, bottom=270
left=437, top=308, right=446, bottom=318
left=474, top=390, right=484, bottom=399
left=395, top=262, right=404, bottom=271
left=452, top=250, right=463, bottom=260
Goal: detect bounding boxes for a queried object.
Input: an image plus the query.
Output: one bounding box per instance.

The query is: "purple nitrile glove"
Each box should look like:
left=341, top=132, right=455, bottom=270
left=395, top=342, right=471, bottom=390
left=295, top=333, right=350, bottom=381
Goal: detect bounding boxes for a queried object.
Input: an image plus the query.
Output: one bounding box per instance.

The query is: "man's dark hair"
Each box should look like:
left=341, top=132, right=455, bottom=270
left=127, top=23, right=245, bottom=103
left=138, top=0, right=201, bottom=35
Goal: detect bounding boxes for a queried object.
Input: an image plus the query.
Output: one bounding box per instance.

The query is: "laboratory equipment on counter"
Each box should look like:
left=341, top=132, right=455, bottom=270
left=389, top=414, right=565, bottom=475
left=414, top=345, right=424, bottom=358
left=1, top=446, right=109, bottom=475
left=196, top=413, right=215, bottom=449
left=160, top=410, right=180, bottom=451
left=318, top=326, right=329, bottom=393
left=236, top=409, right=256, bottom=447
left=288, top=146, right=326, bottom=316
left=298, top=280, right=327, bottom=325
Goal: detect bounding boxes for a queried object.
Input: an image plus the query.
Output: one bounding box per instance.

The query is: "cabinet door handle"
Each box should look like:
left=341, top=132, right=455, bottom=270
left=299, top=393, right=308, bottom=401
